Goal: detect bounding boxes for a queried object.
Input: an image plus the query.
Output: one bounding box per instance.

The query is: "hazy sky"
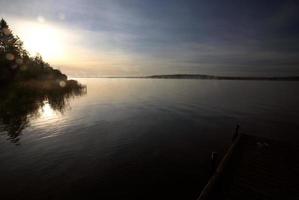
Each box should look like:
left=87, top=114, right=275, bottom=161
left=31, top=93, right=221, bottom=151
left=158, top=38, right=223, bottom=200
left=1, top=0, right=299, bottom=76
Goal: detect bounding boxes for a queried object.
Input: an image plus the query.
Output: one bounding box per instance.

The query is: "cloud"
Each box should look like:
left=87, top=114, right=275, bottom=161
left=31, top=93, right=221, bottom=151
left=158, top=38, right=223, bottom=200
left=1, top=0, right=299, bottom=76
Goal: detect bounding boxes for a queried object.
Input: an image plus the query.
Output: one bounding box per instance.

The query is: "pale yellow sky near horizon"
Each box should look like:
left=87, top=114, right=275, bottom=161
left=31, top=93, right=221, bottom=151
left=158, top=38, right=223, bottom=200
left=7, top=16, right=224, bottom=77
left=8, top=16, right=144, bottom=77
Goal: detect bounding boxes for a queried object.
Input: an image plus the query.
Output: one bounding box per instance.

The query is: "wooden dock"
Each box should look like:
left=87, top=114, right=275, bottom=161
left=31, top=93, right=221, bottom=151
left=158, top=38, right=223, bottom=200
left=197, top=133, right=299, bottom=200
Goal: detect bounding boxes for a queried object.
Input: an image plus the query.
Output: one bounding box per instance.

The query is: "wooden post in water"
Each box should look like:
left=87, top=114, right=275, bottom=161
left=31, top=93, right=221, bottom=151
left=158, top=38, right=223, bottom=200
left=232, top=124, right=240, bottom=141
left=210, top=152, right=218, bottom=176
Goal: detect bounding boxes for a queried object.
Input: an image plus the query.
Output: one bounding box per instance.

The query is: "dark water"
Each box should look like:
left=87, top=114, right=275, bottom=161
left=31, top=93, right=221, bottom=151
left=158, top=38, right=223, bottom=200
left=1, top=78, right=299, bottom=200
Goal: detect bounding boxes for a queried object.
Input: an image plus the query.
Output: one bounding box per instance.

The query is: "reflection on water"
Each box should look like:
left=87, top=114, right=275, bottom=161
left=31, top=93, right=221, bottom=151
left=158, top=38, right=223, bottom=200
left=0, top=78, right=299, bottom=200
left=41, top=102, right=56, bottom=118
left=0, top=81, right=86, bottom=144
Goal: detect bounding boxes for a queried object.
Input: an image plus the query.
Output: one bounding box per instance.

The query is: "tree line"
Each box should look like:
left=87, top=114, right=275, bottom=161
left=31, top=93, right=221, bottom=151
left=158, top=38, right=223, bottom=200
left=0, top=18, right=67, bottom=84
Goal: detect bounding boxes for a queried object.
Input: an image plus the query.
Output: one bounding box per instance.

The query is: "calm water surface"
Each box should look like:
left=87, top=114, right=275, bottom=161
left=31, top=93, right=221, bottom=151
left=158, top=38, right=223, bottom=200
left=1, top=78, right=299, bottom=200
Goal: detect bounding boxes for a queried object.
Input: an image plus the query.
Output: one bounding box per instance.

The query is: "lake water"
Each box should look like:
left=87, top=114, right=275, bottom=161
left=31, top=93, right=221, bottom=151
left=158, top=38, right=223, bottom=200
left=1, top=78, right=299, bottom=200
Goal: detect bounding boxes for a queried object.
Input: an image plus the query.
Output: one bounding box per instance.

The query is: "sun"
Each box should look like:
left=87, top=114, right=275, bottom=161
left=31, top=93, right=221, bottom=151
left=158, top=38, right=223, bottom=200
left=17, top=22, right=67, bottom=63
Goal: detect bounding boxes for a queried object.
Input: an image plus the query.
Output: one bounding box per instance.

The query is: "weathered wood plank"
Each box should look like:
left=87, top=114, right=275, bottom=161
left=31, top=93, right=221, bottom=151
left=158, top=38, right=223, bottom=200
left=197, top=133, right=299, bottom=200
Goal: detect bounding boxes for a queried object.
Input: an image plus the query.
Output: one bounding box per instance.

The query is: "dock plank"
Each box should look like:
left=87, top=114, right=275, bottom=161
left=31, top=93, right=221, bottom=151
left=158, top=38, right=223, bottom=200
left=197, top=134, right=299, bottom=200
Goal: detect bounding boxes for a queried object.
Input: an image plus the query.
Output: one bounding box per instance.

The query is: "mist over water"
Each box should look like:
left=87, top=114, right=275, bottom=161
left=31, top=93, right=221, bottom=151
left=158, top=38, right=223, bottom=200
left=1, top=78, right=299, bottom=199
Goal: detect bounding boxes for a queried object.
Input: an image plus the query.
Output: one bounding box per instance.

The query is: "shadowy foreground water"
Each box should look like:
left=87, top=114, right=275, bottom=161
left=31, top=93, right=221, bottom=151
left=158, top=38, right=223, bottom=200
left=0, top=78, right=299, bottom=200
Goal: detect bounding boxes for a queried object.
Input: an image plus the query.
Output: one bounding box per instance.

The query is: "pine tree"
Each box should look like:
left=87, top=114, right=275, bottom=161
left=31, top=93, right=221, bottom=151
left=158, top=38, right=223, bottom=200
left=0, top=19, right=69, bottom=83
left=0, top=19, right=29, bottom=81
left=0, top=18, right=13, bottom=52
left=0, top=18, right=8, bottom=28
left=0, top=19, right=26, bottom=57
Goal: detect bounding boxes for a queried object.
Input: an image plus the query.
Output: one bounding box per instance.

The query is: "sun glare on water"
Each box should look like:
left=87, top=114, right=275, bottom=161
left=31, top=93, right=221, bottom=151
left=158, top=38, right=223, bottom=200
left=41, top=102, right=56, bottom=119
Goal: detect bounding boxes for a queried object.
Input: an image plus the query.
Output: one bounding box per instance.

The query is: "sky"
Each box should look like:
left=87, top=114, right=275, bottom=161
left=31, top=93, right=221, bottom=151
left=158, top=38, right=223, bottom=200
left=1, top=0, right=299, bottom=76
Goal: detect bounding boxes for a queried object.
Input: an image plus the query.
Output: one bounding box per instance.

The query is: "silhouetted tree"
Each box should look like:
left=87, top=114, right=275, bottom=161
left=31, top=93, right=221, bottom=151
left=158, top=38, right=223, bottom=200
left=0, top=18, right=70, bottom=84
left=0, top=18, right=28, bottom=81
left=0, top=19, right=86, bottom=144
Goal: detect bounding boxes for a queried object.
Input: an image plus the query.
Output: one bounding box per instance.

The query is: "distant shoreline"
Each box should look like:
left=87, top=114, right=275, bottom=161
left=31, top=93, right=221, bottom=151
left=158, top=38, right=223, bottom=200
left=71, top=74, right=299, bottom=81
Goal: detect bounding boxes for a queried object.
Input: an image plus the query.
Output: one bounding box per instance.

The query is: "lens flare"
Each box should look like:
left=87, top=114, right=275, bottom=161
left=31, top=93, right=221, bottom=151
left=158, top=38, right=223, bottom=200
left=59, top=81, right=66, bottom=87
left=5, top=53, right=15, bottom=60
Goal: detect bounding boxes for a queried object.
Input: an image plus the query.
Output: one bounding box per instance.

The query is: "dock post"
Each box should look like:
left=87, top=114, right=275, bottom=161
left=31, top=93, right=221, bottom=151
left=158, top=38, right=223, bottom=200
left=232, top=124, right=240, bottom=141
left=210, top=152, right=218, bottom=176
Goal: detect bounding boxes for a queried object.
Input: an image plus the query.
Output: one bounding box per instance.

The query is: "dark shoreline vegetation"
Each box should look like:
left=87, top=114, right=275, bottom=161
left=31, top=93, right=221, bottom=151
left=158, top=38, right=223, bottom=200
left=0, top=18, right=86, bottom=143
left=0, top=18, right=85, bottom=90
left=93, top=74, right=299, bottom=81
